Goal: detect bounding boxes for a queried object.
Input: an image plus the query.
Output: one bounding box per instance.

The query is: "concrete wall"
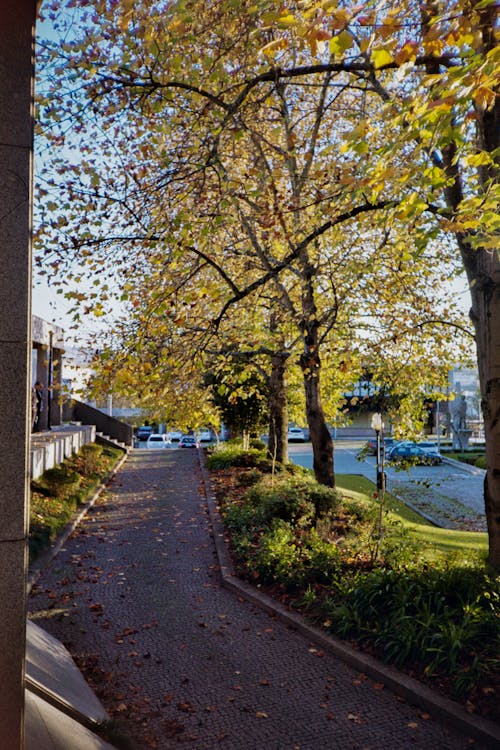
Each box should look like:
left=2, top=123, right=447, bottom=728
left=30, top=425, right=97, bottom=480
left=67, top=400, right=134, bottom=447
left=0, top=1, right=37, bottom=745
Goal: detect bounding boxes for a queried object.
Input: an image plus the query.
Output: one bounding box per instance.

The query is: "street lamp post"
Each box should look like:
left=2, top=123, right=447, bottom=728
left=370, top=412, right=386, bottom=552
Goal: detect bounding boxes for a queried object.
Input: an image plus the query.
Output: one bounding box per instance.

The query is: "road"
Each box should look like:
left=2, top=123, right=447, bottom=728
left=288, top=440, right=486, bottom=531
left=137, top=440, right=486, bottom=531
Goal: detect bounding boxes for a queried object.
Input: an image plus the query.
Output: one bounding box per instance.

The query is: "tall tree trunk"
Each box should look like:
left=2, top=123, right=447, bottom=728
left=268, top=352, right=289, bottom=465
left=299, top=256, right=335, bottom=486
left=301, top=349, right=335, bottom=487
left=439, top=22, right=499, bottom=566
left=464, top=245, right=500, bottom=570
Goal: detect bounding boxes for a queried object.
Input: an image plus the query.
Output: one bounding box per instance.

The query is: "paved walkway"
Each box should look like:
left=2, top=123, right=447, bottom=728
left=28, top=449, right=493, bottom=749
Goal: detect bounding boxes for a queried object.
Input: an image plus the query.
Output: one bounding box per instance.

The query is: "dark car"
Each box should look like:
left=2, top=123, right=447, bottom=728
left=136, top=426, right=154, bottom=441
left=365, top=437, right=396, bottom=455
left=388, top=443, right=442, bottom=465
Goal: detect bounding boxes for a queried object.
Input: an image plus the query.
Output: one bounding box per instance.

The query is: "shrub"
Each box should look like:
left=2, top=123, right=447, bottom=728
left=305, top=530, right=342, bottom=583
left=238, top=469, right=263, bottom=487
left=206, top=445, right=266, bottom=470
left=223, top=500, right=266, bottom=534
left=323, top=565, right=500, bottom=693
left=253, top=520, right=305, bottom=588
left=41, top=465, right=82, bottom=499
left=250, top=437, right=267, bottom=450
left=341, top=498, right=372, bottom=523
left=245, top=478, right=315, bottom=527
left=246, top=475, right=341, bottom=524
left=77, top=443, right=103, bottom=476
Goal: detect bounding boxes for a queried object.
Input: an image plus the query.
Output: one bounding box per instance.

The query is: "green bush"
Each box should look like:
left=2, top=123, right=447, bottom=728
left=245, top=478, right=313, bottom=526
left=250, top=437, right=267, bottom=450
left=223, top=500, right=266, bottom=534
left=305, top=529, right=342, bottom=583
left=250, top=522, right=342, bottom=591
left=254, top=520, right=306, bottom=588
left=246, top=475, right=340, bottom=522
left=206, top=445, right=266, bottom=469
left=238, top=468, right=264, bottom=487
left=447, top=451, right=486, bottom=468
left=41, top=465, right=82, bottom=499
left=341, top=498, right=372, bottom=523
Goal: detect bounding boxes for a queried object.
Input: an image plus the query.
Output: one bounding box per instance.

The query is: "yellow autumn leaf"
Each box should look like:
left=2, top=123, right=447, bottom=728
left=473, top=86, right=496, bottom=111
left=462, top=151, right=493, bottom=168
left=277, top=13, right=297, bottom=28
left=371, top=48, right=394, bottom=68
left=261, top=39, right=287, bottom=58
left=329, top=30, right=353, bottom=55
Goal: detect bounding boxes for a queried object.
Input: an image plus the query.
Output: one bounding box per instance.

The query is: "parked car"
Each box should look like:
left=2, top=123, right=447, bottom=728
left=179, top=435, right=199, bottom=449
left=365, top=437, right=396, bottom=455
left=167, top=429, right=183, bottom=442
left=388, top=443, right=442, bottom=465
left=136, top=426, right=154, bottom=441
left=198, top=428, right=213, bottom=442
left=146, top=433, right=171, bottom=449
left=287, top=426, right=306, bottom=442
left=417, top=441, right=441, bottom=454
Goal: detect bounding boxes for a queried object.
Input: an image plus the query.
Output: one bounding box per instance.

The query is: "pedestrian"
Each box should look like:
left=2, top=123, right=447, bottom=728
left=32, top=381, right=44, bottom=432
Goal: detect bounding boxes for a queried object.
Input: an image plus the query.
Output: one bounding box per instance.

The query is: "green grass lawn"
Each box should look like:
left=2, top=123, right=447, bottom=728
left=336, top=474, right=488, bottom=562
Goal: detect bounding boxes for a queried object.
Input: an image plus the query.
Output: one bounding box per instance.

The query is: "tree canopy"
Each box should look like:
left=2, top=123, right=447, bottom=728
left=35, top=0, right=498, bottom=564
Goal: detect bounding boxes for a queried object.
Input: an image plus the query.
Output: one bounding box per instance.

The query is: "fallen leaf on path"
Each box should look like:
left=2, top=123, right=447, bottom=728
left=347, top=713, right=364, bottom=724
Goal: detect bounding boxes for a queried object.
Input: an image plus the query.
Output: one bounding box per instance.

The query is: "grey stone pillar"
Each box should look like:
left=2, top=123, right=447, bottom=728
left=0, top=1, right=36, bottom=746
left=50, top=347, right=64, bottom=427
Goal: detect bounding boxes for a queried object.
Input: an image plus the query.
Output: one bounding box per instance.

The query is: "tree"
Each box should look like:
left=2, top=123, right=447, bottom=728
left=204, top=361, right=269, bottom=446
left=247, top=0, right=500, bottom=566
left=36, top=1, right=467, bottom=487
left=36, top=1, right=477, bottom=505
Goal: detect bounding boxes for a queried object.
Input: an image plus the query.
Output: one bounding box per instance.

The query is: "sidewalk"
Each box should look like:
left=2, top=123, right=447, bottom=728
left=28, top=449, right=499, bottom=749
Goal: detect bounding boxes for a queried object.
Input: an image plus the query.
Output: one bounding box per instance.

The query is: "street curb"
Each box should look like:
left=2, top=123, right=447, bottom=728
left=198, top=450, right=500, bottom=749
left=442, top=456, right=486, bottom=476
left=27, top=450, right=129, bottom=594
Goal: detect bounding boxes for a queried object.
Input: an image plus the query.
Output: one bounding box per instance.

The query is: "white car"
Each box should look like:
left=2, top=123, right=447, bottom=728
left=146, top=433, right=171, bottom=448
left=198, top=429, right=213, bottom=442
left=167, top=429, right=183, bottom=442
left=287, top=426, right=306, bottom=442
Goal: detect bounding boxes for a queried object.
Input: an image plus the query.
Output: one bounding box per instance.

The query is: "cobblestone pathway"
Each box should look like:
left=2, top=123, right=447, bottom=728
left=28, top=449, right=490, bottom=749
